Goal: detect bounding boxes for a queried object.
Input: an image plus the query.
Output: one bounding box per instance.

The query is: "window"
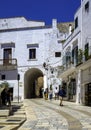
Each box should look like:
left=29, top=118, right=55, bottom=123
left=3, top=48, right=12, bottom=65
left=85, top=1, right=89, bottom=12
left=72, top=46, right=78, bottom=65
left=75, top=17, right=78, bottom=29
left=84, top=43, right=89, bottom=60
left=29, top=49, right=36, bottom=59
left=55, top=52, right=61, bottom=57
left=1, top=75, right=6, bottom=80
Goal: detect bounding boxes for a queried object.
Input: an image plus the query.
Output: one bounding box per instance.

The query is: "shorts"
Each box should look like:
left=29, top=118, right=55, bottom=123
left=59, top=96, right=63, bottom=100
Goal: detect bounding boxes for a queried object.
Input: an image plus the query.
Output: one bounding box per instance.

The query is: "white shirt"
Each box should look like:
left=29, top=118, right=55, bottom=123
left=54, top=88, right=58, bottom=93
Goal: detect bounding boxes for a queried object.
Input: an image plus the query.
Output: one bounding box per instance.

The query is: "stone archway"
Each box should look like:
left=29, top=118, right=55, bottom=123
left=24, top=68, right=43, bottom=99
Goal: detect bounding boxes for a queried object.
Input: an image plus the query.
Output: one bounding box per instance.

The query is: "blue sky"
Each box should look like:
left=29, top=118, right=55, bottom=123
left=0, top=0, right=81, bottom=25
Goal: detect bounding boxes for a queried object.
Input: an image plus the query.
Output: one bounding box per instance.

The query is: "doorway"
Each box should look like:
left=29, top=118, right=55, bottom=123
left=24, top=68, right=43, bottom=99
left=85, top=83, right=91, bottom=106
left=3, top=48, right=12, bottom=65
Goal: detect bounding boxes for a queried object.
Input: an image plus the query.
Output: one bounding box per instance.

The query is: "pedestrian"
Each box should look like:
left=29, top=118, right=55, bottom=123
left=54, top=87, right=59, bottom=100
left=1, top=88, right=7, bottom=106
left=44, top=90, right=47, bottom=99
left=6, top=90, right=11, bottom=106
left=46, top=87, right=49, bottom=100
left=44, top=88, right=48, bottom=100
left=49, top=86, right=53, bottom=100
left=58, top=87, right=66, bottom=106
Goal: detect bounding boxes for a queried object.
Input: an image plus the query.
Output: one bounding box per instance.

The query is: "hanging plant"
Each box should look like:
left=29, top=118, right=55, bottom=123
left=84, top=48, right=89, bottom=60
left=78, top=49, right=83, bottom=63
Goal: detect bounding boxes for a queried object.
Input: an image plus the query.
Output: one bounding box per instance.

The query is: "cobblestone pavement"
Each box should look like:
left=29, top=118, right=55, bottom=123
left=18, top=99, right=91, bottom=130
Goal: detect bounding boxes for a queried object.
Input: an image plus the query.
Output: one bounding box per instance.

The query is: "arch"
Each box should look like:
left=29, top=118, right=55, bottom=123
left=24, top=68, right=43, bottom=99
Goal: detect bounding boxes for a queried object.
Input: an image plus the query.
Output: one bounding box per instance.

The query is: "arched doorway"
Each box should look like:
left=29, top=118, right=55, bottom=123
left=24, top=68, right=43, bottom=99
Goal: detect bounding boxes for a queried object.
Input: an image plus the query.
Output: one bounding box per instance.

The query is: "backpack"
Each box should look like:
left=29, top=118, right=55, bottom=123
left=58, top=89, right=66, bottom=97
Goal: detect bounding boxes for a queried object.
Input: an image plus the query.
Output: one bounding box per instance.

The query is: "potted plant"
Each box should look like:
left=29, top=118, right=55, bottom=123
left=84, top=48, right=89, bottom=60
left=78, top=49, right=83, bottom=64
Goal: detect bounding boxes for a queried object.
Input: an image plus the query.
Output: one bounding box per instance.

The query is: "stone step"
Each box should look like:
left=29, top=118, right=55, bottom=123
left=0, top=110, right=9, bottom=117
left=0, top=118, right=26, bottom=125
left=0, top=125, right=19, bottom=130
left=14, top=111, right=26, bottom=115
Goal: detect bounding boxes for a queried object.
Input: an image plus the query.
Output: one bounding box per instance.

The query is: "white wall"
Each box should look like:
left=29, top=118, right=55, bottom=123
left=0, top=17, right=45, bottom=29
left=0, top=17, right=62, bottom=99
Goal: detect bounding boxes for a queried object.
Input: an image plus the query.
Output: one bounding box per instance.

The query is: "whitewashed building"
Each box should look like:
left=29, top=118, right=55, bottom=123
left=58, top=0, right=91, bottom=106
left=0, top=17, right=64, bottom=101
left=1, top=0, right=91, bottom=106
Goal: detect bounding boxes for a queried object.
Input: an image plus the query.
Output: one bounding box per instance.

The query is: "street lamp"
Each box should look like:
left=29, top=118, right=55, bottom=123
left=43, top=62, right=54, bottom=73
left=43, top=62, right=48, bottom=70
left=17, top=74, right=20, bottom=103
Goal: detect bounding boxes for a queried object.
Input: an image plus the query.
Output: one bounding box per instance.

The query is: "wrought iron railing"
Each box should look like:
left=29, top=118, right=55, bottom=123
left=0, top=58, right=17, bottom=70
left=76, top=46, right=91, bottom=66
left=0, top=59, right=17, bottom=66
left=59, top=46, right=91, bottom=74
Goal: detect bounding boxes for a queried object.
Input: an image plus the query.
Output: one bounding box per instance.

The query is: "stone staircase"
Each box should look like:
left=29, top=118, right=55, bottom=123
left=0, top=102, right=26, bottom=130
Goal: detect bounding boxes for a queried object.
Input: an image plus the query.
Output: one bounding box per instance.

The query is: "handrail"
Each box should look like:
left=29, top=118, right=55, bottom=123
left=0, top=58, right=17, bottom=66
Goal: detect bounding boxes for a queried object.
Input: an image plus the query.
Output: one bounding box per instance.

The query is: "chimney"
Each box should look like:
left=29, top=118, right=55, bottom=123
left=52, top=19, right=57, bottom=29
left=69, top=24, right=72, bottom=35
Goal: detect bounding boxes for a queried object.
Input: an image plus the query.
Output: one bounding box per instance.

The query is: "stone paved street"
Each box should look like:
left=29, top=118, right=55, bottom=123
left=18, top=99, right=91, bottom=130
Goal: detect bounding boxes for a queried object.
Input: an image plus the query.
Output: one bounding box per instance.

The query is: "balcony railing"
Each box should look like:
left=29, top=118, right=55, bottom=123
left=0, top=59, right=17, bottom=70
left=76, top=46, right=91, bottom=66
left=59, top=46, right=91, bottom=75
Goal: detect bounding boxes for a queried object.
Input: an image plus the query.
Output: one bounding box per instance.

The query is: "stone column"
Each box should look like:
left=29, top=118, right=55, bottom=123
left=76, top=69, right=82, bottom=104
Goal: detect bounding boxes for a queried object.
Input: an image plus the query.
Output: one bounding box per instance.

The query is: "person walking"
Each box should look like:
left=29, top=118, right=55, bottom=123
left=44, top=88, right=48, bottom=100
left=49, top=86, right=53, bottom=100
left=54, top=87, right=59, bottom=100
left=1, top=88, right=7, bottom=106
left=58, top=87, right=66, bottom=106
left=6, top=90, right=11, bottom=106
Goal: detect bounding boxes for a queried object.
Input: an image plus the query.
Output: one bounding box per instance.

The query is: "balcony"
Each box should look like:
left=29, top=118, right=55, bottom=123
left=58, top=60, right=75, bottom=78
left=76, top=47, right=91, bottom=67
left=58, top=46, right=91, bottom=78
left=0, top=59, right=17, bottom=70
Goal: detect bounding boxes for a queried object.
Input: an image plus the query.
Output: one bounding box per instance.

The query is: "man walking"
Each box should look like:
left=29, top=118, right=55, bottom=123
left=58, top=87, right=66, bottom=106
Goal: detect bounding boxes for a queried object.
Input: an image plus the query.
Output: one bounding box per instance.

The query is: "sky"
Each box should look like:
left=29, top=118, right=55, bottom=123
left=0, top=0, right=81, bottom=25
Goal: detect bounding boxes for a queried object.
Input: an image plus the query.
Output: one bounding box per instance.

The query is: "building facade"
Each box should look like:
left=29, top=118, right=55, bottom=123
left=0, top=0, right=91, bottom=106
left=58, top=0, right=91, bottom=106
left=0, top=17, right=63, bottom=101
